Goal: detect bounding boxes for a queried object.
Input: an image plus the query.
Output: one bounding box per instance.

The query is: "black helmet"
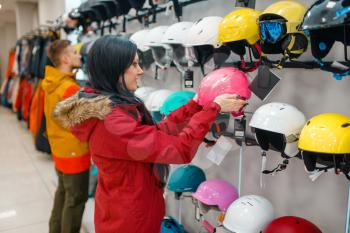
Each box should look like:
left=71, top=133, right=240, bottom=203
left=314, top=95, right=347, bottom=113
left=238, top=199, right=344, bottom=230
left=90, top=0, right=119, bottom=21
left=78, top=1, right=104, bottom=23
left=101, top=0, right=121, bottom=17
left=301, top=0, right=350, bottom=60
left=128, top=0, right=146, bottom=10
left=115, top=0, right=132, bottom=15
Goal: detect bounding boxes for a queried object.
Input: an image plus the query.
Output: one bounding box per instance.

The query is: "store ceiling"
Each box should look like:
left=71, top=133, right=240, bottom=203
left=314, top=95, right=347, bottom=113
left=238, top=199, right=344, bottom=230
left=0, top=0, right=38, bottom=26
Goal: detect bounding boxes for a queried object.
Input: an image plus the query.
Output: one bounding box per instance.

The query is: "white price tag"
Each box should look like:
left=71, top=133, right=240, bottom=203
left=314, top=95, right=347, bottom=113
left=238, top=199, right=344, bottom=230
left=206, top=136, right=233, bottom=165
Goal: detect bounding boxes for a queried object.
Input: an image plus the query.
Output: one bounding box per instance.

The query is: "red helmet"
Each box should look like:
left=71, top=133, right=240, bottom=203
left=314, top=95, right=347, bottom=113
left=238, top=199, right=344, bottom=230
left=263, top=216, right=322, bottom=233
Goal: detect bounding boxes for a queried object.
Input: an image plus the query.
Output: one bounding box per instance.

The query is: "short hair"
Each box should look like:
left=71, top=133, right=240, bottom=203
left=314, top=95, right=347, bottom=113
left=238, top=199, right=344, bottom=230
left=47, top=40, right=71, bottom=67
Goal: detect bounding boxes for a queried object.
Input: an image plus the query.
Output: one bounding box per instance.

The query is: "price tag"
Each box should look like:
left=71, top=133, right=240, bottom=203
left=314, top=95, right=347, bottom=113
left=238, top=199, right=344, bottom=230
left=206, top=136, right=233, bottom=165
left=184, top=69, right=194, bottom=88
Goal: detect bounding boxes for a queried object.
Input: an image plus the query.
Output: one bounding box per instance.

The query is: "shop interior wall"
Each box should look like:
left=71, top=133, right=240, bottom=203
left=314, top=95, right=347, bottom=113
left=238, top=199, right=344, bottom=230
left=115, top=0, right=350, bottom=232
left=0, top=23, right=17, bottom=85
left=38, top=0, right=65, bottom=25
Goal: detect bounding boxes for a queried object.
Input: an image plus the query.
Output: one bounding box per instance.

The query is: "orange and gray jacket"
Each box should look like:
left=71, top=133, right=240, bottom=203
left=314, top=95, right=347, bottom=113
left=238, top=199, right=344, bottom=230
left=42, top=65, right=90, bottom=174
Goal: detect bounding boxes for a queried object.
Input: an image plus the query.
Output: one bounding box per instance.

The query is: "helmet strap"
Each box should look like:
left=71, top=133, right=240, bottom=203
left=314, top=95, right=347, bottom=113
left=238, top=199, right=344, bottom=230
left=203, top=137, right=216, bottom=147
left=173, top=59, right=184, bottom=73
left=260, top=150, right=267, bottom=188
left=307, top=167, right=334, bottom=182
left=316, top=59, right=350, bottom=80
left=201, top=219, right=224, bottom=233
left=261, top=151, right=290, bottom=187
left=239, top=44, right=261, bottom=73
left=200, top=63, right=206, bottom=76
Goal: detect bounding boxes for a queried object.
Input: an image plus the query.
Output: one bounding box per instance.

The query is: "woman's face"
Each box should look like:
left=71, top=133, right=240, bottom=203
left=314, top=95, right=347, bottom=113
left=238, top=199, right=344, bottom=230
left=123, top=54, right=144, bottom=92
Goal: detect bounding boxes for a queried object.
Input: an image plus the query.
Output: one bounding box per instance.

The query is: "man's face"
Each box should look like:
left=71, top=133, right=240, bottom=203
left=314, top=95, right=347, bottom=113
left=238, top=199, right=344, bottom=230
left=62, top=45, right=82, bottom=69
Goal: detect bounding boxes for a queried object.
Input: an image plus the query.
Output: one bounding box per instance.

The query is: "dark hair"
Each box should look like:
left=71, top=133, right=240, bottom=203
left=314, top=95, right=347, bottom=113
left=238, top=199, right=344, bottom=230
left=47, top=39, right=71, bottom=67
left=86, top=35, right=169, bottom=187
left=87, top=35, right=137, bottom=102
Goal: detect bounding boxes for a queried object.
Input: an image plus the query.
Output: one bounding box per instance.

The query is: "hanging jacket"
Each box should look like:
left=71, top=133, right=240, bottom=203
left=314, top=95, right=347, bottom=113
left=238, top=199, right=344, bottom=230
left=42, top=66, right=90, bottom=174
left=22, top=79, right=34, bottom=122
left=29, top=79, right=45, bottom=137
left=39, top=36, right=55, bottom=79
left=30, top=36, right=44, bottom=77
left=15, top=78, right=27, bottom=120
left=53, top=88, right=221, bottom=233
left=11, top=76, right=20, bottom=112
left=1, top=49, right=16, bottom=95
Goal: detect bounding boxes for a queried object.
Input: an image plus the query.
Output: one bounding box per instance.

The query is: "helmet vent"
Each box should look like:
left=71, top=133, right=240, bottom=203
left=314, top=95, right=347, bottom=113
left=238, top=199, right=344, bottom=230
left=307, top=121, right=311, bottom=125
left=342, top=123, right=350, bottom=128
left=196, top=18, right=203, bottom=24
left=280, top=108, right=285, bottom=110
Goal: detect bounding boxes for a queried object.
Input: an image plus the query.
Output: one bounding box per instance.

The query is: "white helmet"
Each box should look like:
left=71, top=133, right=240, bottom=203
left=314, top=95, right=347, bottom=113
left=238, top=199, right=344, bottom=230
left=162, top=21, right=194, bottom=45
left=144, top=26, right=172, bottom=69
left=130, top=29, right=151, bottom=52
left=184, top=17, right=230, bottom=74
left=162, top=21, right=194, bottom=72
left=144, top=26, right=169, bottom=47
left=134, top=86, right=156, bottom=102
left=185, top=16, right=223, bottom=48
left=249, top=103, right=306, bottom=184
left=145, top=89, right=173, bottom=112
left=130, top=30, right=154, bottom=69
left=223, top=195, right=275, bottom=233
left=249, top=102, right=306, bottom=157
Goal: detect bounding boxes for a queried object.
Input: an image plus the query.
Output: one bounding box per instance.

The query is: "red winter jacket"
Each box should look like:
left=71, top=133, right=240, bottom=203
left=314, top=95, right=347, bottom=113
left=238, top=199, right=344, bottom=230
left=53, top=90, right=220, bottom=233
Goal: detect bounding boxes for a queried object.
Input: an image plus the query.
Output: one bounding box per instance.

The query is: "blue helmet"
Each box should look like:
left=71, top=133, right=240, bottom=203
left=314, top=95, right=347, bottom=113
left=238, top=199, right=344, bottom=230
left=160, top=91, right=195, bottom=117
left=167, top=165, right=206, bottom=193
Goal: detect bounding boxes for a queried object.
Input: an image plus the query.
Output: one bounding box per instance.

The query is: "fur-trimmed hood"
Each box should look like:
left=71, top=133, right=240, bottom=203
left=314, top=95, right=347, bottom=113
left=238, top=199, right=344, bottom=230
left=53, top=92, right=114, bottom=129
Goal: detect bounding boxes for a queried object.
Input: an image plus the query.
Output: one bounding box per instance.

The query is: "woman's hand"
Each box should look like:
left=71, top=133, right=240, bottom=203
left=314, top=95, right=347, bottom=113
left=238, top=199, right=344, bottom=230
left=214, top=94, right=248, bottom=113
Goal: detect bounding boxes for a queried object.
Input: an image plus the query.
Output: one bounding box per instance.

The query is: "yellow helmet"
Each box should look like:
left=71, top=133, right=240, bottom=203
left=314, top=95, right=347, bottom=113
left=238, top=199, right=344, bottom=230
left=298, top=113, right=350, bottom=154
left=218, top=7, right=261, bottom=45
left=260, top=1, right=307, bottom=34
left=73, top=42, right=83, bottom=54
left=258, top=1, right=308, bottom=67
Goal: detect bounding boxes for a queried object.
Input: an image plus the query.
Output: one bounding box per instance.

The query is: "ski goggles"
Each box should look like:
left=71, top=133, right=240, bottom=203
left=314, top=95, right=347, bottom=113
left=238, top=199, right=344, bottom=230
left=259, top=19, right=301, bottom=44
left=259, top=20, right=286, bottom=43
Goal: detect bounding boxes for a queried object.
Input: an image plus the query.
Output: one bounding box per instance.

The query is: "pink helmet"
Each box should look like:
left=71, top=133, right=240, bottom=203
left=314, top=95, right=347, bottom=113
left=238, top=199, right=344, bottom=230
left=192, top=179, right=239, bottom=212
left=198, top=67, right=251, bottom=116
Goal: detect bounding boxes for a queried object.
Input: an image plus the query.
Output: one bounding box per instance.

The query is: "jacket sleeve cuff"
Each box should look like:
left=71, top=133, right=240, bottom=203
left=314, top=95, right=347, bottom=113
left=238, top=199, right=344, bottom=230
left=203, top=102, right=221, bottom=113
left=187, top=99, right=203, bottom=112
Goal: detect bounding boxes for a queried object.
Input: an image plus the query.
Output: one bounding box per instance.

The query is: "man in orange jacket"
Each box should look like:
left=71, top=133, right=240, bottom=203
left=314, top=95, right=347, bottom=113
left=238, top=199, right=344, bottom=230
left=42, top=40, right=90, bottom=233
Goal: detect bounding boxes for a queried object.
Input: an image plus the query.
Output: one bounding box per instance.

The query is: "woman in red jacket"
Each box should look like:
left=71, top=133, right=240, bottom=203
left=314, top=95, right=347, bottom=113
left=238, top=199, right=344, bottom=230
left=54, top=35, right=247, bottom=233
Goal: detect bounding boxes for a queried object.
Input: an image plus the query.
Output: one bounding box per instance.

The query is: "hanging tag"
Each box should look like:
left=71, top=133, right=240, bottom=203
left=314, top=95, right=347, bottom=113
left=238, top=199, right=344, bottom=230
left=249, top=65, right=281, bottom=101
left=206, top=136, right=233, bottom=165
left=184, top=69, right=194, bottom=88
left=202, top=220, right=215, bottom=233
left=233, top=117, right=246, bottom=146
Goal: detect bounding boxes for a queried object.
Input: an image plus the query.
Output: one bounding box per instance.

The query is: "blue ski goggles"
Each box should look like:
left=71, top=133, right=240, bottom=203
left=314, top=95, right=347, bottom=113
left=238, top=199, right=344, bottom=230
left=259, top=21, right=286, bottom=44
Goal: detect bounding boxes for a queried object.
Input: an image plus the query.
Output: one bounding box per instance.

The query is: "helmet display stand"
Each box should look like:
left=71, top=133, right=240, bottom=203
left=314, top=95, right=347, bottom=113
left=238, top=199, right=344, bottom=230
left=233, top=117, right=246, bottom=197
left=345, top=183, right=350, bottom=233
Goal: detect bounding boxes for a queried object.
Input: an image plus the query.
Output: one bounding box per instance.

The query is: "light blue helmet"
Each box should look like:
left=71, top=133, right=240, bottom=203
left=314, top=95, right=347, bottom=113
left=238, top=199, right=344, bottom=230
left=160, top=91, right=195, bottom=117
